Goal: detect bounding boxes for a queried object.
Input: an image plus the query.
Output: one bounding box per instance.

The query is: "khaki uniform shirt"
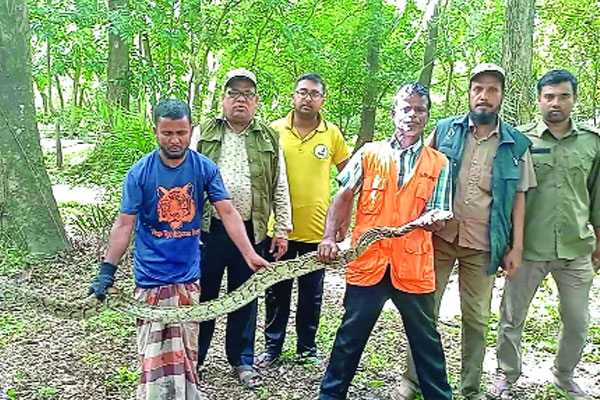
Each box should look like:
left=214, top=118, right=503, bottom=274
left=522, top=119, right=600, bottom=261
left=436, top=119, right=536, bottom=251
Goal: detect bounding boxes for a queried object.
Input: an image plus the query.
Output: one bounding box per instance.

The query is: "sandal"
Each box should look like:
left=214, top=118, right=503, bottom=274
left=487, top=378, right=511, bottom=399
left=254, top=351, right=279, bottom=369
left=233, top=365, right=263, bottom=389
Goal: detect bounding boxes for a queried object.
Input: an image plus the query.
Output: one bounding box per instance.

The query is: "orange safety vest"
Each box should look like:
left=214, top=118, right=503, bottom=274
left=347, top=141, right=447, bottom=293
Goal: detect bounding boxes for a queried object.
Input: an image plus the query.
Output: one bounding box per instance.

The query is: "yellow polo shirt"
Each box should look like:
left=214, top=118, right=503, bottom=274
left=268, top=111, right=350, bottom=242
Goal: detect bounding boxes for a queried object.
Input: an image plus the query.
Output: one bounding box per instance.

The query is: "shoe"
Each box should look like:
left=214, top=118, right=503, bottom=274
left=553, top=376, right=590, bottom=400
left=233, top=365, right=263, bottom=389
left=254, top=351, right=279, bottom=369
left=487, top=370, right=512, bottom=399
left=390, top=376, right=419, bottom=400
left=296, top=351, right=321, bottom=366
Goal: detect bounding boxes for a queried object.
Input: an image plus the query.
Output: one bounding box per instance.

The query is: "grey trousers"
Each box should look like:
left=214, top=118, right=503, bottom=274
left=496, top=255, right=595, bottom=383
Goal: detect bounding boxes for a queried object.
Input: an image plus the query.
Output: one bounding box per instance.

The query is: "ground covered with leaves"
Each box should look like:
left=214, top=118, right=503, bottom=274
left=1, top=236, right=599, bottom=400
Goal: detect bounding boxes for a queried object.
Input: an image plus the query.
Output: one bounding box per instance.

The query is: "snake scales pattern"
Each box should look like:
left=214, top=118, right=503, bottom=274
left=0, top=211, right=452, bottom=323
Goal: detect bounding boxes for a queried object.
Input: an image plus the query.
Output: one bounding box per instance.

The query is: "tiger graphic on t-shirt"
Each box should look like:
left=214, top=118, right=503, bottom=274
left=156, top=183, right=196, bottom=230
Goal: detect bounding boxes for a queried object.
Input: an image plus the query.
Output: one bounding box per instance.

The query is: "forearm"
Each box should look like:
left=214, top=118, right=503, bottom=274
left=323, top=189, right=354, bottom=241
left=104, top=217, right=135, bottom=265
left=273, top=146, right=292, bottom=237
left=511, top=191, right=526, bottom=250
left=593, top=226, right=600, bottom=243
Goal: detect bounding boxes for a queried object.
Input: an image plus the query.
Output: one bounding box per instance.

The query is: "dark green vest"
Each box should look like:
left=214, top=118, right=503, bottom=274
left=197, top=118, right=280, bottom=244
left=435, top=114, right=532, bottom=274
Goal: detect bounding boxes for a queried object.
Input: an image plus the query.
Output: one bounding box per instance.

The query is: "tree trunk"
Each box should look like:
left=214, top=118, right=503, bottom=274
left=0, top=0, right=69, bottom=254
left=36, top=80, right=49, bottom=115
left=55, top=75, right=64, bottom=110
left=419, top=0, right=441, bottom=87
left=501, top=0, right=535, bottom=126
left=107, top=0, right=130, bottom=109
left=70, top=59, right=81, bottom=137
left=355, top=0, right=383, bottom=152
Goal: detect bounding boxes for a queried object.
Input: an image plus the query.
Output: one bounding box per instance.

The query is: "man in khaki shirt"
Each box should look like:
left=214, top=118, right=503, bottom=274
left=491, top=70, right=600, bottom=400
left=398, top=63, right=536, bottom=400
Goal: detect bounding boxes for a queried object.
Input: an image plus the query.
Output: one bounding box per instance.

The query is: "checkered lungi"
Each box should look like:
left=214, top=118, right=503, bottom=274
left=135, top=281, right=203, bottom=400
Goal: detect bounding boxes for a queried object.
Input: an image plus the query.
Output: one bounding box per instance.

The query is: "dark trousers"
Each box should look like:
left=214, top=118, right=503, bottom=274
left=319, top=269, right=452, bottom=400
left=197, top=218, right=264, bottom=367
left=263, top=239, right=323, bottom=356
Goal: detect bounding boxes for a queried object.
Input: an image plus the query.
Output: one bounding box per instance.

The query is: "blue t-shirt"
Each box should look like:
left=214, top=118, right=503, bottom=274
left=121, top=149, right=229, bottom=287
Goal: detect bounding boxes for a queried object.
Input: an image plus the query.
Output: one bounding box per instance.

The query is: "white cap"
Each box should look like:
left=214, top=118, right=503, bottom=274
left=224, top=68, right=257, bottom=88
left=470, top=63, right=505, bottom=84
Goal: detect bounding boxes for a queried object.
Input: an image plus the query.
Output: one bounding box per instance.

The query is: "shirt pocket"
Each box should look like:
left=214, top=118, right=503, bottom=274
left=359, top=174, right=387, bottom=215
left=403, top=229, right=430, bottom=255
left=477, top=167, right=493, bottom=193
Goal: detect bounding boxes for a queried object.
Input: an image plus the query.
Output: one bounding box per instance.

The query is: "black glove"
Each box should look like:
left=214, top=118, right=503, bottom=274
left=88, top=262, right=117, bottom=301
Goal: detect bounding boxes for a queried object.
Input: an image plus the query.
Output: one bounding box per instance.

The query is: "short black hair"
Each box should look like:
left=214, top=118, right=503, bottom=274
left=537, top=69, right=578, bottom=95
left=393, top=83, right=432, bottom=110
left=295, top=72, right=326, bottom=93
left=153, top=99, right=192, bottom=125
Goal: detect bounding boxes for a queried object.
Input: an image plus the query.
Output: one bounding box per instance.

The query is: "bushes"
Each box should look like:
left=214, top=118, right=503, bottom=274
left=67, top=101, right=156, bottom=189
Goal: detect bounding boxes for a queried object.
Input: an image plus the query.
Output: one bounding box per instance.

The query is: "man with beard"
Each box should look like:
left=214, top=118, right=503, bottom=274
left=196, top=68, right=292, bottom=389
left=254, top=73, right=350, bottom=368
left=489, top=70, right=600, bottom=400
left=397, top=63, right=536, bottom=400
left=88, top=99, right=269, bottom=399
left=317, top=83, right=453, bottom=400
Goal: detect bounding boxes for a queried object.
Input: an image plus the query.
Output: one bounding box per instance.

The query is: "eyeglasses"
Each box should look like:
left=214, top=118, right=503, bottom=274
left=226, top=89, right=256, bottom=100
left=294, top=89, right=324, bottom=100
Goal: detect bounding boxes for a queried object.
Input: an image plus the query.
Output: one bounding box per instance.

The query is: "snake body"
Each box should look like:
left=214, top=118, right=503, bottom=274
left=0, top=210, right=452, bottom=323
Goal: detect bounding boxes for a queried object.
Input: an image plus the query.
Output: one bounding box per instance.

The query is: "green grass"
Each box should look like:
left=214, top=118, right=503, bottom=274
left=104, top=365, right=139, bottom=391
left=83, top=309, right=135, bottom=338
left=0, top=312, right=28, bottom=348
left=0, top=243, right=36, bottom=275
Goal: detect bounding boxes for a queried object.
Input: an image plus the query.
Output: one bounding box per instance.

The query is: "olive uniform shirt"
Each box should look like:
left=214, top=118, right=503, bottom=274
left=521, top=119, right=600, bottom=261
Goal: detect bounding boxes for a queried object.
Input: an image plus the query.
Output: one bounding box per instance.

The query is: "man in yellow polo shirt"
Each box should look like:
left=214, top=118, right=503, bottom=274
left=255, top=73, right=350, bottom=368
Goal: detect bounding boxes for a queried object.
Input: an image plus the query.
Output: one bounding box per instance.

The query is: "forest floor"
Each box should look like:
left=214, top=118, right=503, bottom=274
left=0, top=233, right=599, bottom=400
left=1, top=139, right=599, bottom=400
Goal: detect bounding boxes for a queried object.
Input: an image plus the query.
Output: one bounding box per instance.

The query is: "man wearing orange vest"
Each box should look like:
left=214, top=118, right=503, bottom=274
left=317, top=83, right=453, bottom=400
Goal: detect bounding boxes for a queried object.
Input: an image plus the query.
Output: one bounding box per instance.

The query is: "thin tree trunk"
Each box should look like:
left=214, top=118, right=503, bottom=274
left=107, top=0, right=130, bottom=109
left=0, top=0, right=69, bottom=254
left=36, top=80, right=49, bottom=115
left=501, top=0, right=535, bottom=126
left=55, top=75, right=64, bottom=110
left=444, top=59, right=454, bottom=116
left=71, top=60, right=81, bottom=137
left=419, top=0, right=441, bottom=87
left=355, top=0, right=383, bottom=152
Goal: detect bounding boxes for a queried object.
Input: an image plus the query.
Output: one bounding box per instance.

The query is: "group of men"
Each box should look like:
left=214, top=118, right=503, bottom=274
left=88, top=63, right=599, bottom=400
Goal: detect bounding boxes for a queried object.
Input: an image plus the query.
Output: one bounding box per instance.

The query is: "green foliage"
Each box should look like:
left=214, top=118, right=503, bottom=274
left=83, top=309, right=135, bottom=338
left=0, top=242, right=37, bottom=275
left=104, top=365, right=140, bottom=391
left=67, top=100, right=154, bottom=187
left=0, top=312, right=28, bottom=349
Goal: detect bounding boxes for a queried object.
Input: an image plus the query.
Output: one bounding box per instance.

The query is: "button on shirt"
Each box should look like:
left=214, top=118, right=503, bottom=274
left=436, top=119, right=536, bottom=251
left=214, top=119, right=291, bottom=237
left=523, top=119, right=600, bottom=261
left=214, top=122, right=253, bottom=220
left=269, top=111, right=350, bottom=242
left=338, top=137, right=453, bottom=213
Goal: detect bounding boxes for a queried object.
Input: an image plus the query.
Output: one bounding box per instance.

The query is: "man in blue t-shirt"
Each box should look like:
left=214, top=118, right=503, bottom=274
left=89, top=99, right=268, bottom=400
